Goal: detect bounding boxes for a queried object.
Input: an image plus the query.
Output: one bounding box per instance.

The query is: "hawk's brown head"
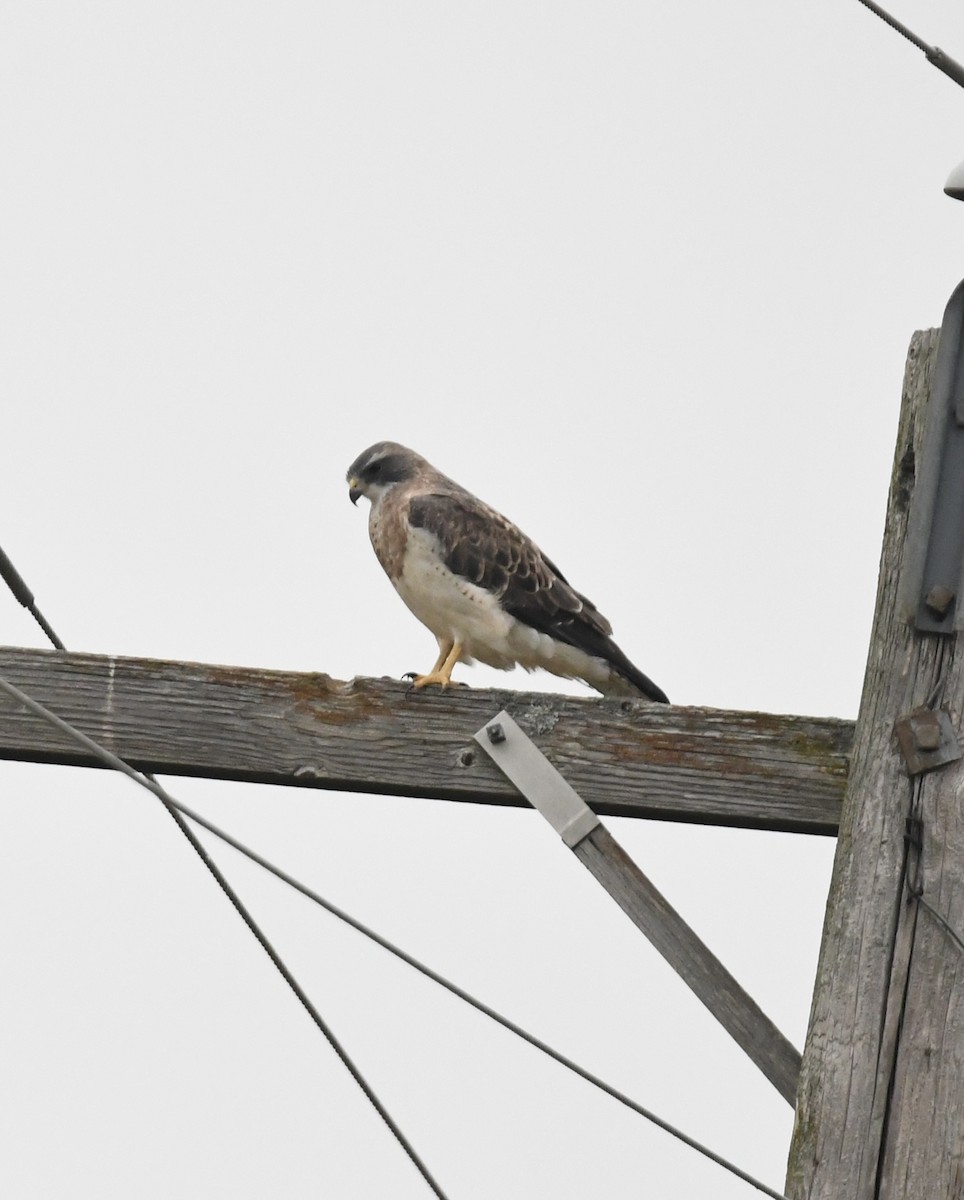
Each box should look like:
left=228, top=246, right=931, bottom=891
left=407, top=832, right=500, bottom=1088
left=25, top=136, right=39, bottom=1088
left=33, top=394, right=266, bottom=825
left=347, top=442, right=425, bottom=506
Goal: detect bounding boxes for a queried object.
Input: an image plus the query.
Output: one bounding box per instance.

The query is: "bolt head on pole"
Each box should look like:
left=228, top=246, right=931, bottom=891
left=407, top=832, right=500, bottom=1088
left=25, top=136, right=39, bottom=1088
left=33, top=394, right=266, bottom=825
left=945, top=159, right=964, bottom=200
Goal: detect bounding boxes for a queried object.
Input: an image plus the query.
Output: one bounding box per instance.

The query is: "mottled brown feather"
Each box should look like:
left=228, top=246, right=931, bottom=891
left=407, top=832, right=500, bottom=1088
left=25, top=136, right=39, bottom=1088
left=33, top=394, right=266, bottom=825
left=407, top=491, right=613, bottom=641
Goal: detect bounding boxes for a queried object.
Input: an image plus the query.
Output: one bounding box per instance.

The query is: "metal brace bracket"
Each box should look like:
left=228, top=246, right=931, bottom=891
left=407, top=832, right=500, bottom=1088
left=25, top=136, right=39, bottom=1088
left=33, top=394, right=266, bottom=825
left=899, top=279, right=964, bottom=633
left=894, top=706, right=962, bottom=775
left=474, top=711, right=600, bottom=848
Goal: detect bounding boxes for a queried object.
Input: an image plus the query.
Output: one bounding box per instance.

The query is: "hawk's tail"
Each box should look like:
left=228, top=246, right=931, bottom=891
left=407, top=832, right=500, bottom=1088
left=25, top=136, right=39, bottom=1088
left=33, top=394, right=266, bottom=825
left=601, top=640, right=670, bottom=704
left=512, top=605, right=669, bottom=704
left=549, top=617, right=670, bottom=703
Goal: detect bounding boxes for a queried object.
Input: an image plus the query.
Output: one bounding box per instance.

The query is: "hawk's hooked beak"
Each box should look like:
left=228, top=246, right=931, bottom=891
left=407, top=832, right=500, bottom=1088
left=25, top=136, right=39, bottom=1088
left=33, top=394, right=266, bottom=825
left=348, top=477, right=362, bottom=506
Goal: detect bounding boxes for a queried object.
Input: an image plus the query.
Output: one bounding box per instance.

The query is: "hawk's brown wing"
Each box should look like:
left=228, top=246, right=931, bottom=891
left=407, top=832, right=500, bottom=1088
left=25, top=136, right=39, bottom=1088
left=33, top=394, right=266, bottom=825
left=407, top=490, right=668, bottom=703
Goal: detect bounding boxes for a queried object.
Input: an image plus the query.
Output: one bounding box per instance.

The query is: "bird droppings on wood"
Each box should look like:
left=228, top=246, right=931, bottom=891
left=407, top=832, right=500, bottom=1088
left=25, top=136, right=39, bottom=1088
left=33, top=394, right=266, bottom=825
left=513, top=701, right=562, bottom=737
left=292, top=764, right=327, bottom=781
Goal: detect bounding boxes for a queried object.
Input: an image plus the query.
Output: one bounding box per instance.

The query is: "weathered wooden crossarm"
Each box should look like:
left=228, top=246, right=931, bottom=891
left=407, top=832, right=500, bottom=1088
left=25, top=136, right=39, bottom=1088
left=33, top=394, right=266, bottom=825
left=0, top=646, right=850, bottom=832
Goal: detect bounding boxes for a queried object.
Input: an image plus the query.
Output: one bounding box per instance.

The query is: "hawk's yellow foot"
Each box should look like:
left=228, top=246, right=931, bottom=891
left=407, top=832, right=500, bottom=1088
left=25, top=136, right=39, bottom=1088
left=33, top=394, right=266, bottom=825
left=405, top=641, right=463, bottom=690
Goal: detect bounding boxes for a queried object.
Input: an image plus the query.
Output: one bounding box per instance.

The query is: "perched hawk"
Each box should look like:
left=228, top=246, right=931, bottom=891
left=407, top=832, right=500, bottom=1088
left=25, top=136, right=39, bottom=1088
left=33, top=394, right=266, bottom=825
left=346, top=441, right=669, bottom=703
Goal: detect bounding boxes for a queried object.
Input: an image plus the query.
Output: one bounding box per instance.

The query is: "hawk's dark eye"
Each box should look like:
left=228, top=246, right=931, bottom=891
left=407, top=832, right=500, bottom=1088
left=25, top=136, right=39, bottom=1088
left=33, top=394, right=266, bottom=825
left=365, top=452, right=405, bottom=484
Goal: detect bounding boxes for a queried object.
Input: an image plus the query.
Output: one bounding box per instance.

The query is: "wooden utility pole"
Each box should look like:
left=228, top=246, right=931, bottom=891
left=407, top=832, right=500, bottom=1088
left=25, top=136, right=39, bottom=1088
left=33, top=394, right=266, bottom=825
left=786, top=328, right=964, bottom=1197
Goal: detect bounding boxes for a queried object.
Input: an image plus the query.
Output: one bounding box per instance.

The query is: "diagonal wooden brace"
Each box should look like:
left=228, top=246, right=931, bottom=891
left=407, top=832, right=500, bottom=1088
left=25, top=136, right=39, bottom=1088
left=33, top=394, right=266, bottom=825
left=475, top=710, right=801, bottom=1106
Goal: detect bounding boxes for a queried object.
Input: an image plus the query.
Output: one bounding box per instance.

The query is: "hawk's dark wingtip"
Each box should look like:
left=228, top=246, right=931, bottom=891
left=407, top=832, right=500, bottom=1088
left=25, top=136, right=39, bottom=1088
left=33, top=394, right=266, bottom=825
left=619, top=664, right=670, bottom=705
left=592, top=634, right=669, bottom=703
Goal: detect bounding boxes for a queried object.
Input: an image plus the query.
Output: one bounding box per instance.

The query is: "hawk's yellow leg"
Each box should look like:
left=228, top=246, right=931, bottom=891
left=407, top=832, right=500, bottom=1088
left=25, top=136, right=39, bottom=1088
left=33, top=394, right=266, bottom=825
left=410, top=640, right=463, bottom=689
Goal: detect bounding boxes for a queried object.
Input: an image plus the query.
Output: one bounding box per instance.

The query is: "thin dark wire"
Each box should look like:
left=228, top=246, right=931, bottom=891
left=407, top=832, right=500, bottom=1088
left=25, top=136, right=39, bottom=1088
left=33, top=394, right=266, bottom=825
left=0, top=551, right=447, bottom=1198
left=0, top=673, right=450, bottom=1200
left=0, top=543, right=65, bottom=649
left=158, top=801, right=450, bottom=1200
left=905, top=788, right=964, bottom=957
left=855, top=0, right=929, bottom=53
left=906, top=661, right=964, bottom=956
left=917, top=894, right=964, bottom=955
left=854, top=0, right=964, bottom=90
left=174, top=809, right=789, bottom=1199
left=0, top=673, right=788, bottom=1200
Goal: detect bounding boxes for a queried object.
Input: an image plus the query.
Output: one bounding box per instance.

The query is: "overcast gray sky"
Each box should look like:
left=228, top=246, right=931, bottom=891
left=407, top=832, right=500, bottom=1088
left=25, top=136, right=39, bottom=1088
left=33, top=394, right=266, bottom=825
left=3, top=2, right=964, bottom=1197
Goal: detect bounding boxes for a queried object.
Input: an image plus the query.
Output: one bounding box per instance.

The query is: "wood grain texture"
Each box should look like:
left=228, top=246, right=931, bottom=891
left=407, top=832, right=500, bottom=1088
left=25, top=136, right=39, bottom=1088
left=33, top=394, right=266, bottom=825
left=786, top=329, right=964, bottom=1198
left=0, top=646, right=850, bottom=832
left=574, top=824, right=801, bottom=1104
